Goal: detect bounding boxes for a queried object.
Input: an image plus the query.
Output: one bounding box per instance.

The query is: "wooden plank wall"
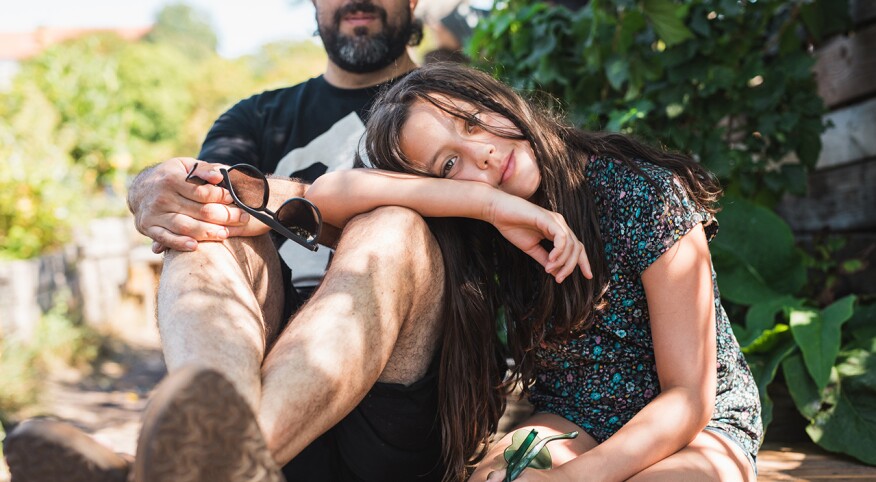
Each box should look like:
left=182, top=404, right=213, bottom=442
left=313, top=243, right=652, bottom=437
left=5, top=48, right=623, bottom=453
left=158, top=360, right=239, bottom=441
left=776, top=2, right=876, bottom=296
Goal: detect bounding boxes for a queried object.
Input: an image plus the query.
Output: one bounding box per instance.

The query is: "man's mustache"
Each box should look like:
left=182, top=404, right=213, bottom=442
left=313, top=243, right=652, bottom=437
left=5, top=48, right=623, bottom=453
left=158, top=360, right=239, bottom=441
left=334, top=0, right=388, bottom=26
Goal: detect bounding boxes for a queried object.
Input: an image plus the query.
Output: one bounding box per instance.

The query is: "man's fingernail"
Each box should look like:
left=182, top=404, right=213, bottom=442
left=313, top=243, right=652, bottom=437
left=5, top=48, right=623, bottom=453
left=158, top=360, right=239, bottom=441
left=184, top=240, right=197, bottom=250
left=240, top=213, right=250, bottom=222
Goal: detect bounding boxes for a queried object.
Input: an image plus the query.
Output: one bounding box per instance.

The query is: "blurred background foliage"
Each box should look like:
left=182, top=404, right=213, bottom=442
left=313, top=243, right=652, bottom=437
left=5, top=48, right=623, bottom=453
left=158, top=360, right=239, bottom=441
left=0, top=2, right=326, bottom=260
left=470, top=0, right=873, bottom=464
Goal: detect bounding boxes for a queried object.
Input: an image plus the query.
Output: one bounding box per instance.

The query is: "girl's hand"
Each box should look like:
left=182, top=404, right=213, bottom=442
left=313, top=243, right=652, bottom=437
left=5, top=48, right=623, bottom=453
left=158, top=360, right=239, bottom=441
left=485, top=192, right=592, bottom=283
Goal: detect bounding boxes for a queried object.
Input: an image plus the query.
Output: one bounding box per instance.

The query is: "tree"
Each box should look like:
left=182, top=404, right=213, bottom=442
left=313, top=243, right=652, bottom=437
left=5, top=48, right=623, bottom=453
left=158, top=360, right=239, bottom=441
left=146, top=3, right=219, bottom=61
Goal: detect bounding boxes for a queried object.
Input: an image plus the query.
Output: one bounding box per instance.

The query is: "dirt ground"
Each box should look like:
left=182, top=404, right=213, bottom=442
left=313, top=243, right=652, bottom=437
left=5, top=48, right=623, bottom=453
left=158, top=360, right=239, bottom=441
left=0, top=307, right=166, bottom=482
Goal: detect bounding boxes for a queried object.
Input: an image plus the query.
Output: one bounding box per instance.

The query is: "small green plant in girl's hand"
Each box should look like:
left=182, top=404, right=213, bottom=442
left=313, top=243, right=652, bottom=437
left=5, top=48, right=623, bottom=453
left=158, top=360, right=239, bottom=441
left=503, top=429, right=579, bottom=481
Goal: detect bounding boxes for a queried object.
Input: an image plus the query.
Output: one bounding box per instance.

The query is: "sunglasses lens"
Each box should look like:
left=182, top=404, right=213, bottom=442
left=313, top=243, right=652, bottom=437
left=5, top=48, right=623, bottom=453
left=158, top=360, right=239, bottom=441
left=226, top=165, right=268, bottom=209
left=276, top=199, right=320, bottom=241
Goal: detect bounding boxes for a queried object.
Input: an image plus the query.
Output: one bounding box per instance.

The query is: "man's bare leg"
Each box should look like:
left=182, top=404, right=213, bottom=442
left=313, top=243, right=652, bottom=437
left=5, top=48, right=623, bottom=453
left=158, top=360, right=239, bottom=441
left=258, top=206, right=445, bottom=465
left=156, top=233, right=285, bottom=412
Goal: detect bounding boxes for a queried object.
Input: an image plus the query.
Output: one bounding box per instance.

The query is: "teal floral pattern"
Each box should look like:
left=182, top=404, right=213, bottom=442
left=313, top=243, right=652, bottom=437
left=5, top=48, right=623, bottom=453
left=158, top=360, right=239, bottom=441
left=529, top=156, right=763, bottom=456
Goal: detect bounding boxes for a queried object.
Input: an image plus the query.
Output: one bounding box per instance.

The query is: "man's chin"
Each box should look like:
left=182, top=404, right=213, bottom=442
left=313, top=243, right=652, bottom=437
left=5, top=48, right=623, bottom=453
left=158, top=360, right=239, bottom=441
left=340, top=24, right=380, bottom=37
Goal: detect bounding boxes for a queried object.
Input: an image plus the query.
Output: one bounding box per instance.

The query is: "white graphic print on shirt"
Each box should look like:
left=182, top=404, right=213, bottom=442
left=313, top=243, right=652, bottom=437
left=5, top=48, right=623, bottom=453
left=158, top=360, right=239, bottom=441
left=274, top=112, right=366, bottom=288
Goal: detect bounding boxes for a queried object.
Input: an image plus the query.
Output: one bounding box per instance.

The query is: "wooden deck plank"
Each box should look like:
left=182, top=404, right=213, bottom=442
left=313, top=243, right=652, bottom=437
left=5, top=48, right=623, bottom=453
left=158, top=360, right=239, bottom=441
left=758, top=442, right=876, bottom=481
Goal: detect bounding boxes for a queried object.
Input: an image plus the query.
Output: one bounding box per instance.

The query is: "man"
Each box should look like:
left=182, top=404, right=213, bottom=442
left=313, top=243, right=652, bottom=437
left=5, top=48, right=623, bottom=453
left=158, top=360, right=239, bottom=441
left=4, top=1, right=449, bottom=480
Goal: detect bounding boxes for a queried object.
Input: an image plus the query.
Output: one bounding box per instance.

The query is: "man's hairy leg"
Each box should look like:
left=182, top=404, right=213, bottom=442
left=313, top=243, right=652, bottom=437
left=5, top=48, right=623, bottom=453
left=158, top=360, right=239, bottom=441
left=156, top=234, right=285, bottom=411
left=257, top=206, right=445, bottom=465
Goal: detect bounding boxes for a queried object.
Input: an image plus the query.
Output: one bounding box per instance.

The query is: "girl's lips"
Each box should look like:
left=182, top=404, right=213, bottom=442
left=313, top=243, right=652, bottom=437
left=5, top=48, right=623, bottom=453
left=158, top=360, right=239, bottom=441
left=500, top=150, right=515, bottom=185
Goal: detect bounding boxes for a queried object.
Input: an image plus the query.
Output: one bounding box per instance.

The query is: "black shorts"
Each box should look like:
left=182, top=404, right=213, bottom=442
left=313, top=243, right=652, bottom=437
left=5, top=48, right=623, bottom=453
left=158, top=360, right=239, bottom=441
left=280, top=286, right=445, bottom=482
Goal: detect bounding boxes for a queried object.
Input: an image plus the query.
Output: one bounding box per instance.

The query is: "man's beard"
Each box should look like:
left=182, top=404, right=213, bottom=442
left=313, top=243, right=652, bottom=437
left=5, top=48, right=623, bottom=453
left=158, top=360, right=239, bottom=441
left=319, top=1, right=413, bottom=74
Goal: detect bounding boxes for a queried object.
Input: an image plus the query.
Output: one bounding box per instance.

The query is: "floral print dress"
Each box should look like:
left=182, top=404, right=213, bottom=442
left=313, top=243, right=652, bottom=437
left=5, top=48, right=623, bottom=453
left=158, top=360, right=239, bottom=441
left=529, top=156, right=763, bottom=456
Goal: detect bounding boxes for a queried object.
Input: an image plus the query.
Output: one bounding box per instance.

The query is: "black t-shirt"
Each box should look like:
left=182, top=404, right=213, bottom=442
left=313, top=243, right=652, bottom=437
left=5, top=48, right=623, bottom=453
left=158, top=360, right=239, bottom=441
left=198, top=75, right=386, bottom=289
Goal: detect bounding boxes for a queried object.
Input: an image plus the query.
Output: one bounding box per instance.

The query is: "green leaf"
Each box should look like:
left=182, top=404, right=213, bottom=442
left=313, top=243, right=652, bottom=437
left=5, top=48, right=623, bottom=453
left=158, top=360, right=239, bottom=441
left=806, top=340, right=876, bottom=465
left=782, top=353, right=822, bottom=420
left=712, top=195, right=807, bottom=304
left=617, top=11, right=647, bottom=53
left=847, top=303, right=876, bottom=343
left=740, top=296, right=804, bottom=347
left=789, top=297, right=855, bottom=392
left=743, top=323, right=791, bottom=355
left=822, top=295, right=856, bottom=328
left=780, top=164, right=808, bottom=196
left=643, top=0, right=694, bottom=47
left=605, top=56, right=630, bottom=91
left=746, top=337, right=797, bottom=429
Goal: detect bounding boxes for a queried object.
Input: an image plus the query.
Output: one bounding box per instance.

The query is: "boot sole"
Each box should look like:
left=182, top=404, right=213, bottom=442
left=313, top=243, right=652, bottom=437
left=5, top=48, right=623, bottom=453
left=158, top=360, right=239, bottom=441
left=3, top=419, right=129, bottom=482
left=133, top=365, right=283, bottom=482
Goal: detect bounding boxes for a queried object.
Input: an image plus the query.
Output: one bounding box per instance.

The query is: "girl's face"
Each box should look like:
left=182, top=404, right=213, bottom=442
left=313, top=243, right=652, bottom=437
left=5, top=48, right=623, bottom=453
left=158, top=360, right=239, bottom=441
left=399, top=97, right=541, bottom=199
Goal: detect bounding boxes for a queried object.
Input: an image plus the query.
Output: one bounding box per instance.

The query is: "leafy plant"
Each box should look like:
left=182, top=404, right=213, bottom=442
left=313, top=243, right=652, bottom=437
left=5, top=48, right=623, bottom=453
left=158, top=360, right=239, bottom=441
left=469, top=0, right=873, bottom=463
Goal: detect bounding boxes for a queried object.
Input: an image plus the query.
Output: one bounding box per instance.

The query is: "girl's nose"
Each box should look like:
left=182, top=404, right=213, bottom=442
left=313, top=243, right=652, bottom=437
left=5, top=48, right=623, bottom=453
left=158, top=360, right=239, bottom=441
left=477, top=144, right=496, bottom=170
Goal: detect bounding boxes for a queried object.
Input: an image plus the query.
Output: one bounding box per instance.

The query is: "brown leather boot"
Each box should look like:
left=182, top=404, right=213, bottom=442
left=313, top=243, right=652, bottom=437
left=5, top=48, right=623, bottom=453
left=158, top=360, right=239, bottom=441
left=3, top=419, right=131, bottom=482
left=132, top=365, right=284, bottom=482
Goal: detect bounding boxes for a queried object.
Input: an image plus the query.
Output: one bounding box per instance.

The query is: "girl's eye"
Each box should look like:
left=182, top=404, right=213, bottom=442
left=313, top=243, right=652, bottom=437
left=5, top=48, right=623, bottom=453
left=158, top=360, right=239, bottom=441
left=441, top=157, right=457, bottom=177
left=465, top=113, right=480, bottom=133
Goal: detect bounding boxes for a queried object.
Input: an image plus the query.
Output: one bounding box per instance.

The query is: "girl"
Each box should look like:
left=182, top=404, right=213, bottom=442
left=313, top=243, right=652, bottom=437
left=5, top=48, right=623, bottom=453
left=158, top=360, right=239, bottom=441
left=306, top=63, right=762, bottom=481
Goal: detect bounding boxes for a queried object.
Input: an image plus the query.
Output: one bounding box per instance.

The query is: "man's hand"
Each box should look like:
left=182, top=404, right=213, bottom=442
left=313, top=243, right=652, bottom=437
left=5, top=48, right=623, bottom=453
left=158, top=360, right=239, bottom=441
left=127, top=157, right=261, bottom=253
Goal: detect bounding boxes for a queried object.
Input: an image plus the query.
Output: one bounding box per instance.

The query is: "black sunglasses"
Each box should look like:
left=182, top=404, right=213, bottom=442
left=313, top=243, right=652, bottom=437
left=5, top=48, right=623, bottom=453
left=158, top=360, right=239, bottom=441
left=186, top=163, right=322, bottom=252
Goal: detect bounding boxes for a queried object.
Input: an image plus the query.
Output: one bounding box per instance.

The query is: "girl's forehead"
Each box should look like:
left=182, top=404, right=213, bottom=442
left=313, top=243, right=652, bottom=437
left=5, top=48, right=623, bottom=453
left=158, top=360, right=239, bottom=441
left=420, top=93, right=479, bottom=115
left=402, top=101, right=459, bottom=148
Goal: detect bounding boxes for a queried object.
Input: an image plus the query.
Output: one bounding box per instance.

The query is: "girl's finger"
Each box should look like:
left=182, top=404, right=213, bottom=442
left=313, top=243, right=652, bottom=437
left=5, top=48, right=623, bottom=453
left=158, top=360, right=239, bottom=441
left=526, top=243, right=551, bottom=270
left=558, top=241, right=583, bottom=282
left=546, top=226, right=563, bottom=263
left=579, top=246, right=593, bottom=279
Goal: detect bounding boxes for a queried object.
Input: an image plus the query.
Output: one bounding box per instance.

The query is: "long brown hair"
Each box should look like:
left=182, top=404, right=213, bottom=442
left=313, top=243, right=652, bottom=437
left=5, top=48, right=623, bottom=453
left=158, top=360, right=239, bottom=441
left=361, top=63, right=722, bottom=480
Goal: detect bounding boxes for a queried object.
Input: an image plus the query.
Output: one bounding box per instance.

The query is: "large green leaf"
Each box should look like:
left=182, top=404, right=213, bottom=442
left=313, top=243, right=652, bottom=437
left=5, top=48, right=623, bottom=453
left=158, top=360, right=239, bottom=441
left=712, top=195, right=807, bottom=305
left=743, top=323, right=791, bottom=355
left=847, top=303, right=876, bottom=343
left=789, top=296, right=857, bottom=391
left=738, top=295, right=804, bottom=347
left=642, top=0, right=694, bottom=47
left=806, top=339, right=876, bottom=465
left=782, top=353, right=822, bottom=420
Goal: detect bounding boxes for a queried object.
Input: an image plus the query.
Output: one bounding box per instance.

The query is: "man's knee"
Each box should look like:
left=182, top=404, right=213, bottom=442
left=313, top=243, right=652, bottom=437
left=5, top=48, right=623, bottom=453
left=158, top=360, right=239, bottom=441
left=158, top=234, right=285, bottom=334
left=163, top=235, right=279, bottom=276
left=341, top=206, right=439, bottom=262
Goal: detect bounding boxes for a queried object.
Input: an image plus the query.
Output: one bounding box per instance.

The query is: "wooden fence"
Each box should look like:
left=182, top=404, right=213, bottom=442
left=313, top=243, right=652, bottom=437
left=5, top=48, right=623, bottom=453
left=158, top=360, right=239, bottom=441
left=0, top=216, right=160, bottom=341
